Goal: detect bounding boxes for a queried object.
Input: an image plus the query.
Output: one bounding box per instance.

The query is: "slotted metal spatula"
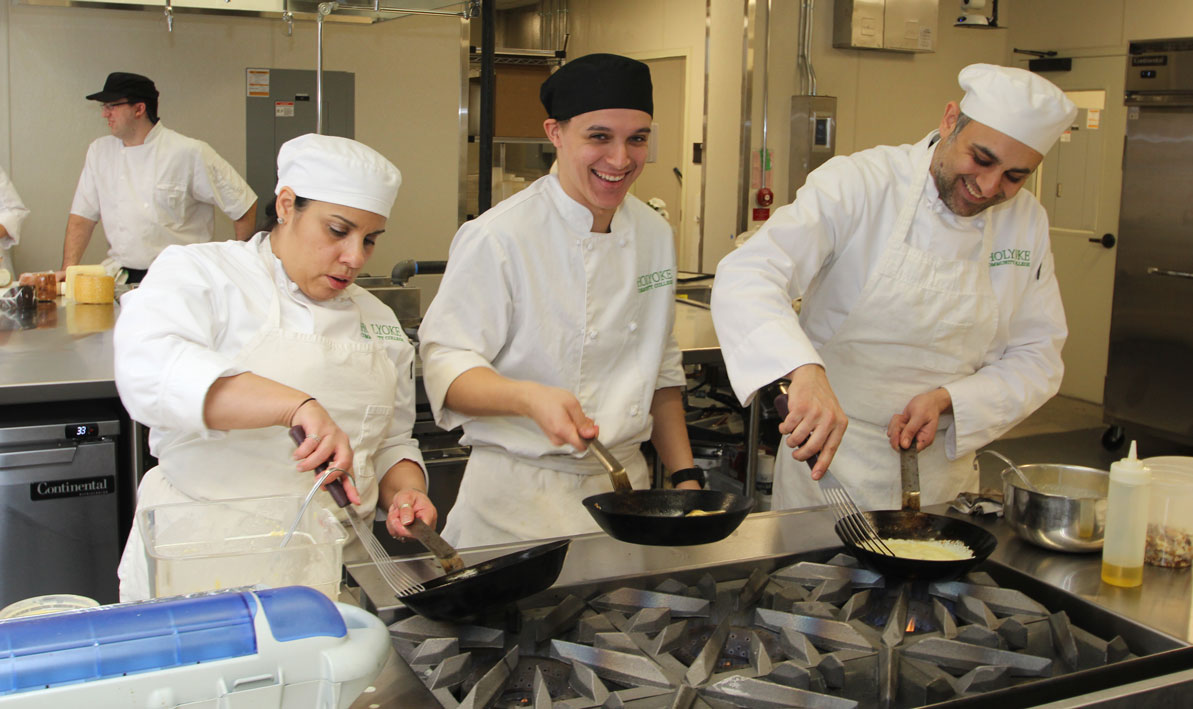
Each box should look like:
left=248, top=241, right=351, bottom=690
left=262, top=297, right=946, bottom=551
left=288, top=426, right=425, bottom=597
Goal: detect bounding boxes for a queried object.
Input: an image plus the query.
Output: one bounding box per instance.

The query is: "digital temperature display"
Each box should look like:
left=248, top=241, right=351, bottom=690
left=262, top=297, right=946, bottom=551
left=65, top=423, right=99, bottom=441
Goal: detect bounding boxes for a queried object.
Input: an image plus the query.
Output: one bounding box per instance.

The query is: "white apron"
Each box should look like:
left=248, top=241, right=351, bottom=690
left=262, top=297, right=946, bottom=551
left=774, top=149, right=997, bottom=511
left=118, top=252, right=399, bottom=601
left=441, top=443, right=650, bottom=548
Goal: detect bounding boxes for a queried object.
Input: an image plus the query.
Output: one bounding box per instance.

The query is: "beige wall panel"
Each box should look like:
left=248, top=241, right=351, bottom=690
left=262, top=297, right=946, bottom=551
left=1000, top=0, right=1125, bottom=50
left=1123, top=0, right=1193, bottom=41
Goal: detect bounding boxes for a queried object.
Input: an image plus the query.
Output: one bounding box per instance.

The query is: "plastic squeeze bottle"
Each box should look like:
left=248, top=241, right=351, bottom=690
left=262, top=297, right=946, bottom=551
left=1101, top=441, right=1151, bottom=587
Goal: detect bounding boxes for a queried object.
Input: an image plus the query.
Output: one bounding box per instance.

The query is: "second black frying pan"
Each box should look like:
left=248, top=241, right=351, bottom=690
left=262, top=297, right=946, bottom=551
left=581, top=440, right=754, bottom=546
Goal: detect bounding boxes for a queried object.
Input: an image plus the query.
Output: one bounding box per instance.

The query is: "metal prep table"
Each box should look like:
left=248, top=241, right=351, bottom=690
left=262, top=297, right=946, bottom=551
left=347, top=504, right=1193, bottom=707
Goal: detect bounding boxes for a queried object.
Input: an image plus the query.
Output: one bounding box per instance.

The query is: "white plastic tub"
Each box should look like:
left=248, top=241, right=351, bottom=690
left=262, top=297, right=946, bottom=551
left=139, top=494, right=348, bottom=600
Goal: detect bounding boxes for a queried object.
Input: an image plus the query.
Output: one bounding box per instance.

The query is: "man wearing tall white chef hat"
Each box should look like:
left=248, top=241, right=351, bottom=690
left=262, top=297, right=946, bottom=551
left=114, top=134, right=435, bottom=600
left=711, top=64, right=1077, bottom=511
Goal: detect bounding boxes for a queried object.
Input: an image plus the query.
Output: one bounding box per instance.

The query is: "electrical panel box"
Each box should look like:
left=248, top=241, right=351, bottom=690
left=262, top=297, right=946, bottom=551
left=833, top=0, right=937, bottom=53
left=245, top=68, right=355, bottom=210
left=789, top=95, right=837, bottom=201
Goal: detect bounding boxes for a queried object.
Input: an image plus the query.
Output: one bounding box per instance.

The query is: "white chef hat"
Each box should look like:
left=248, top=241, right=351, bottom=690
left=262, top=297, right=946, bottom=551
left=275, top=134, right=402, bottom=218
left=957, top=64, right=1078, bottom=155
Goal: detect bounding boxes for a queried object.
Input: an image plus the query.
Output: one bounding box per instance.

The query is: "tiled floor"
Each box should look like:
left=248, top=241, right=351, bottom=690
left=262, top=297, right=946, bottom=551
left=975, top=395, right=1193, bottom=491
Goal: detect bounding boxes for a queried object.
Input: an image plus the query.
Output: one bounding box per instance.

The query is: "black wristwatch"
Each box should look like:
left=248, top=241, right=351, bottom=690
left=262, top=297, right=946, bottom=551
left=670, top=467, right=705, bottom=488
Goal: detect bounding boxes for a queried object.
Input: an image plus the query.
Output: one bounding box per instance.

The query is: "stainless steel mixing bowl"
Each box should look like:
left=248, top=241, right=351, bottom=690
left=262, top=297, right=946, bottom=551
left=1002, top=463, right=1109, bottom=553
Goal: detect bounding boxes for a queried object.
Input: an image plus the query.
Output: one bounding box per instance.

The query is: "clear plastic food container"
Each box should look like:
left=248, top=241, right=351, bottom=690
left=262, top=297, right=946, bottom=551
left=0, top=594, right=99, bottom=620
left=139, top=494, right=348, bottom=600
left=1143, top=456, right=1193, bottom=568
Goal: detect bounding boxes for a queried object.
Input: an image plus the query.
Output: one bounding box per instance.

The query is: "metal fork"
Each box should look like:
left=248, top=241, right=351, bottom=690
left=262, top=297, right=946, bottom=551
left=819, top=468, right=895, bottom=556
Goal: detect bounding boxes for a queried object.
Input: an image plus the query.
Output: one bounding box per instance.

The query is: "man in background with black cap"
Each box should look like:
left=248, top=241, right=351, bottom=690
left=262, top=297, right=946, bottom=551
left=62, top=72, right=257, bottom=283
left=419, top=53, right=700, bottom=547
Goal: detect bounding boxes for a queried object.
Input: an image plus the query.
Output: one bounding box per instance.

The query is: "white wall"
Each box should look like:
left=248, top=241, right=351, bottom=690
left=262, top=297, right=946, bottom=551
left=4, top=7, right=463, bottom=281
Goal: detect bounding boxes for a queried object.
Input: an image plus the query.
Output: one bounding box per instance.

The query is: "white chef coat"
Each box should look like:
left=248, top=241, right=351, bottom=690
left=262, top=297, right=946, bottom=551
left=0, top=167, right=29, bottom=275
left=712, top=131, right=1067, bottom=463
left=115, top=232, right=423, bottom=599
left=418, top=174, right=684, bottom=546
left=70, top=122, right=256, bottom=269
left=115, top=232, right=424, bottom=483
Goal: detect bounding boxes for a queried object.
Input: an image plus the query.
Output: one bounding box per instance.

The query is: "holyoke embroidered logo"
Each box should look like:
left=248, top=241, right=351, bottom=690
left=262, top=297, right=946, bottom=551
left=637, top=268, right=674, bottom=293
left=989, top=248, right=1031, bottom=267
left=360, top=322, right=408, bottom=342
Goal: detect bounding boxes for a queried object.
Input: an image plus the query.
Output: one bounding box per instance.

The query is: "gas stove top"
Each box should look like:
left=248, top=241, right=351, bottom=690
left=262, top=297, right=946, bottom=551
left=386, top=548, right=1193, bottom=708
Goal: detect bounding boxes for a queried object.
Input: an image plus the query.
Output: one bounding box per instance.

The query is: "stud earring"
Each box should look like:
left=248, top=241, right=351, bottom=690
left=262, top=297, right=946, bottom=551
left=277, top=217, right=286, bottom=224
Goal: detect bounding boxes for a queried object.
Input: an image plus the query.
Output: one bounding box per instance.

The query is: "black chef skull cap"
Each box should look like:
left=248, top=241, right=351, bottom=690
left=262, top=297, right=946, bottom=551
left=540, top=53, right=653, bottom=121
left=86, top=72, right=159, bottom=104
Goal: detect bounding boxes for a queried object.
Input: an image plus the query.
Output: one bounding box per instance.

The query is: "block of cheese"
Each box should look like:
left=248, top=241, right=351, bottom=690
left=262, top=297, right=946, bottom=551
left=65, top=265, right=107, bottom=301
left=74, top=274, right=115, bottom=304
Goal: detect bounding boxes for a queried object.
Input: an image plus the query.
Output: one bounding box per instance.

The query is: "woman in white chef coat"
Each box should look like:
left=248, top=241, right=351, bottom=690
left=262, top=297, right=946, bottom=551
left=114, top=134, right=435, bottom=601
left=710, top=64, right=1076, bottom=511
left=418, top=54, right=701, bottom=547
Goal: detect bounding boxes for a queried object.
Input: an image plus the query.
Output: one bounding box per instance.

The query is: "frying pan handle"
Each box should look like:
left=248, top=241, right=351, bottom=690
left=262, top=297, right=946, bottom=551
left=288, top=425, right=350, bottom=508
left=587, top=438, right=634, bottom=493
left=407, top=518, right=466, bottom=574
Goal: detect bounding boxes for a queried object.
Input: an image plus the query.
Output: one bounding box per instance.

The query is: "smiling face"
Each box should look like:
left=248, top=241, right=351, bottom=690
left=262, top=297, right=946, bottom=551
left=931, top=102, right=1043, bottom=218
left=270, top=188, right=386, bottom=301
left=544, top=108, right=652, bottom=232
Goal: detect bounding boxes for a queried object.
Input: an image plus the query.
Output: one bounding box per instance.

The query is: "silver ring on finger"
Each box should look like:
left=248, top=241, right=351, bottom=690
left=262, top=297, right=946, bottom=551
left=306, top=434, right=321, bottom=443
left=399, top=502, right=412, bottom=510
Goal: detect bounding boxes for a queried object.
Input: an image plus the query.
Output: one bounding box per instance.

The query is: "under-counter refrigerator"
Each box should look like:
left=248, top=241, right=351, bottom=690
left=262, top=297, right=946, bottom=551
left=0, top=402, right=122, bottom=607
left=1105, top=38, right=1193, bottom=446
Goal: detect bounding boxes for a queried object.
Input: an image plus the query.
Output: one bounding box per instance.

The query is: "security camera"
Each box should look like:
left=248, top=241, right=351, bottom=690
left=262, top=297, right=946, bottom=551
left=957, top=0, right=997, bottom=27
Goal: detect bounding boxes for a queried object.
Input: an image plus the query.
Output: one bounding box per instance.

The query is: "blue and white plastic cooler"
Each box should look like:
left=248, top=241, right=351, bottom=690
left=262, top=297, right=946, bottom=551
left=0, top=586, right=389, bottom=708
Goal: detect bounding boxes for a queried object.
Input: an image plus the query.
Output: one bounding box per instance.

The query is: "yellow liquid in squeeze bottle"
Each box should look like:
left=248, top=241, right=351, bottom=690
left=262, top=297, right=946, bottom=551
left=1101, top=441, right=1151, bottom=588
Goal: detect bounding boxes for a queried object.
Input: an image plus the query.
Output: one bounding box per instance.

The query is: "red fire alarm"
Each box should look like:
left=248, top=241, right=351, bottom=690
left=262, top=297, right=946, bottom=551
left=756, top=187, right=774, bottom=207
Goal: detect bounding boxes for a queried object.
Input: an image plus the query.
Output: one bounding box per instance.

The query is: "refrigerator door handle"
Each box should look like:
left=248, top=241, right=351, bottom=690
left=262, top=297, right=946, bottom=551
left=1147, top=267, right=1193, bottom=280
left=0, top=447, right=78, bottom=469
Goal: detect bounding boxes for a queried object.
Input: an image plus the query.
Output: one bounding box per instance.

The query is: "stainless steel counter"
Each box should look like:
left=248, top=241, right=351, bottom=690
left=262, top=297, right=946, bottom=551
left=673, top=297, right=722, bottom=365
left=0, top=300, right=119, bottom=405
left=347, top=505, right=1193, bottom=707
left=0, top=294, right=722, bottom=406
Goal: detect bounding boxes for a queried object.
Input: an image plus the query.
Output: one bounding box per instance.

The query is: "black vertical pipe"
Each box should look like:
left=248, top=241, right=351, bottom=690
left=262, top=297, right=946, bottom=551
left=478, top=0, right=496, bottom=214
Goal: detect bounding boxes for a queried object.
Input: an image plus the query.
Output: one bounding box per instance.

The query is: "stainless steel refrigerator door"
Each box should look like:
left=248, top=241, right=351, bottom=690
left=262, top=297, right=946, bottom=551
left=0, top=440, right=121, bottom=606
left=1105, top=106, right=1193, bottom=444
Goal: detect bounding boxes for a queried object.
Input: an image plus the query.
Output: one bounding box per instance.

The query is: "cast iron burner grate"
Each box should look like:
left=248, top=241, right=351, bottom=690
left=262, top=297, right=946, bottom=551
left=389, top=553, right=1140, bottom=708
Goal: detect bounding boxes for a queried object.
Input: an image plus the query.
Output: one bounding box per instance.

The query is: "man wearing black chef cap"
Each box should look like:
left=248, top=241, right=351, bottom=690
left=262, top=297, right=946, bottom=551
left=62, top=72, right=258, bottom=283
left=416, top=53, right=700, bottom=547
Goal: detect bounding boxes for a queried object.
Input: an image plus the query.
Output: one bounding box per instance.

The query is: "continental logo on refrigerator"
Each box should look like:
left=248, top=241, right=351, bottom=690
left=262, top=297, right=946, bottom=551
left=31, top=476, right=114, bottom=501
left=637, top=268, right=674, bottom=293
left=989, top=248, right=1031, bottom=268
left=360, top=322, right=409, bottom=342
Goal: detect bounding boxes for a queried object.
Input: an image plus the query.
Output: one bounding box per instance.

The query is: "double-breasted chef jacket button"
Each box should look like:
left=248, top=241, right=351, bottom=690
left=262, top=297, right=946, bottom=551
left=628, top=321, right=638, bottom=332
left=629, top=405, right=641, bottom=416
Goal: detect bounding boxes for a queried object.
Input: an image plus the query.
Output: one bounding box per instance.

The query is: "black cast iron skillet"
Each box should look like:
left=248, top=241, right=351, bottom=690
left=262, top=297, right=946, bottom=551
left=581, top=439, right=754, bottom=546
left=398, top=519, right=570, bottom=621
left=775, top=392, right=997, bottom=581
